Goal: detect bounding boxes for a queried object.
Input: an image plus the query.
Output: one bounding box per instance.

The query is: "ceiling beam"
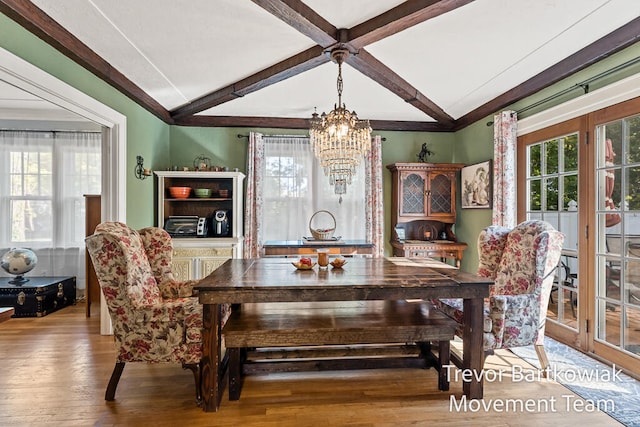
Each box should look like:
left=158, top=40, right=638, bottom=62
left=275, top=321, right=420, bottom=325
left=347, top=49, right=455, bottom=127
left=250, top=0, right=338, bottom=47
left=453, top=16, right=640, bottom=130
left=174, top=114, right=447, bottom=132
left=171, top=46, right=329, bottom=119
left=348, top=0, right=474, bottom=49
left=236, top=0, right=458, bottom=127
left=0, top=0, right=173, bottom=123
left=174, top=115, right=311, bottom=129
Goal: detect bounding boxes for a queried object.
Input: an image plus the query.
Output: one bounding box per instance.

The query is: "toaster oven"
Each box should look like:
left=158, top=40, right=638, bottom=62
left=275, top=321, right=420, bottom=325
left=164, top=216, right=202, bottom=237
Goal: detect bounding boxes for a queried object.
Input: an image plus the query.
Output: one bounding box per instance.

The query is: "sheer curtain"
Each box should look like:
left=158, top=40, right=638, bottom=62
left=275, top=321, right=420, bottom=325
left=0, top=130, right=101, bottom=291
left=244, top=132, right=369, bottom=257
left=263, top=135, right=366, bottom=241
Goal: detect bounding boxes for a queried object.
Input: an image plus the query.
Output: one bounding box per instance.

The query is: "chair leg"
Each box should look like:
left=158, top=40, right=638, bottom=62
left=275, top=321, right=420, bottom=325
left=182, top=363, right=202, bottom=406
left=105, top=362, right=125, bottom=401
left=534, top=344, right=550, bottom=378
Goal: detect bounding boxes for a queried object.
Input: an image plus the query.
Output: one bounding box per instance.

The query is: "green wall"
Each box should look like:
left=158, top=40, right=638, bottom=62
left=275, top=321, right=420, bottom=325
left=451, top=120, right=494, bottom=271
left=0, top=13, right=170, bottom=230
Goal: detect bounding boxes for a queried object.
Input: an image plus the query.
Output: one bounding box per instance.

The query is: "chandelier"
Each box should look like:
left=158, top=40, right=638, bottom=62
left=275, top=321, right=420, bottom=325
left=309, top=48, right=372, bottom=195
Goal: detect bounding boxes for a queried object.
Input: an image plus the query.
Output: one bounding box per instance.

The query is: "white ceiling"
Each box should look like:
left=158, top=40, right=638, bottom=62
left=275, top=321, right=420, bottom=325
left=0, top=80, right=87, bottom=122
left=12, top=0, right=640, bottom=125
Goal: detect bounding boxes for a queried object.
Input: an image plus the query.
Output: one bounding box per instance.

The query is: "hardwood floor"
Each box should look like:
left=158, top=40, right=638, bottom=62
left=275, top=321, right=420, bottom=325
left=0, top=303, right=621, bottom=426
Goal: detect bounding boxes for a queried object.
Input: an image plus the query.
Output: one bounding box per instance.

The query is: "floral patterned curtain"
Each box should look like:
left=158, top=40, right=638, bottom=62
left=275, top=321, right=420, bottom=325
left=365, top=135, right=384, bottom=257
left=243, top=132, right=265, bottom=258
left=492, top=111, right=518, bottom=228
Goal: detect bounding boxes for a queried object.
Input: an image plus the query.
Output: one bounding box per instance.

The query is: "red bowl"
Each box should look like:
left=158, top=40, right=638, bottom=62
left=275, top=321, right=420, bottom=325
left=168, top=186, right=191, bottom=199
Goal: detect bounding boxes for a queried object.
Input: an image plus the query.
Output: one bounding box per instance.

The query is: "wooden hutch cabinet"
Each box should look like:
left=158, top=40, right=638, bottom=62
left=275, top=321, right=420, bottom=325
left=386, top=163, right=467, bottom=267
left=155, top=171, right=245, bottom=281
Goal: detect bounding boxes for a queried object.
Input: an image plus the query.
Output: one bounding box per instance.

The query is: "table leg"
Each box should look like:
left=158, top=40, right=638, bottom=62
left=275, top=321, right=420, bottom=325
left=462, top=297, right=484, bottom=399
left=201, top=303, right=221, bottom=412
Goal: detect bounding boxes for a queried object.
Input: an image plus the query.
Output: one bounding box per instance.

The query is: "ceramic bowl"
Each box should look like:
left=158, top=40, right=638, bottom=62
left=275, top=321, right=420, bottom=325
left=168, top=186, right=191, bottom=199
left=193, top=188, right=211, bottom=198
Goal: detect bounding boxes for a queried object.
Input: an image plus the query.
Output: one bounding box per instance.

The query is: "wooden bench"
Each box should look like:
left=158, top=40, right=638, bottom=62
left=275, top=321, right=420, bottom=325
left=222, top=300, right=457, bottom=401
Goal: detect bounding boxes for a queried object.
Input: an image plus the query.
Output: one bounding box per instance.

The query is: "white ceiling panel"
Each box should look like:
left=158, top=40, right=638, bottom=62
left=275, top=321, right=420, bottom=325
left=304, top=0, right=407, bottom=28
left=367, top=0, right=640, bottom=119
left=31, top=0, right=315, bottom=109
left=200, top=60, right=434, bottom=122
left=0, top=81, right=98, bottom=123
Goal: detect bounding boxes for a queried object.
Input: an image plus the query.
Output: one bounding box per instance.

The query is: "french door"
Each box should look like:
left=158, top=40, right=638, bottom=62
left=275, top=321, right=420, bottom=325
left=592, top=100, right=640, bottom=370
left=518, top=117, right=586, bottom=348
left=517, top=97, right=640, bottom=376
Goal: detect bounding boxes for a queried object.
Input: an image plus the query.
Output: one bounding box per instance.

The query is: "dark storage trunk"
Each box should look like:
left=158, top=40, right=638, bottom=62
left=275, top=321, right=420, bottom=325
left=0, top=276, right=76, bottom=317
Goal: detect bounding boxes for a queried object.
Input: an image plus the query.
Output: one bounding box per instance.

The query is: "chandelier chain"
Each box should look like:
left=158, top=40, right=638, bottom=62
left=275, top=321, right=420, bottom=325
left=337, top=62, right=343, bottom=106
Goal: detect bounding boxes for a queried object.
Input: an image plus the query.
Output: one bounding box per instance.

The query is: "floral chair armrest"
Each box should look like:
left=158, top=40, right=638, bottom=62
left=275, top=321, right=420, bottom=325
left=133, top=297, right=201, bottom=324
left=157, top=278, right=199, bottom=299
left=489, top=294, right=541, bottom=349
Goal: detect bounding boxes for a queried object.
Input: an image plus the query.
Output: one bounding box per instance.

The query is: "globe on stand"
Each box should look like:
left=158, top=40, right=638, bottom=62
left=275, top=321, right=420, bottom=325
left=1, top=248, right=38, bottom=285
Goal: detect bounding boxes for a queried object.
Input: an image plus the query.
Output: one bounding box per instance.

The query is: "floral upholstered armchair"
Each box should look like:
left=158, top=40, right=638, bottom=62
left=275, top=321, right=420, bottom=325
left=86, top=222, right=214, bottom=405
left=138, top=226, right=199, bottom=298
left=436, top=220, right=564, bottom=373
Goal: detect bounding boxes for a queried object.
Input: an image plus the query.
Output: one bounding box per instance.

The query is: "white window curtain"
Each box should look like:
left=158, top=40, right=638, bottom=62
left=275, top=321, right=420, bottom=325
left=262, top=135, right=366, bottom=242
left=492, top=111, right=518, bottom=228
left=244, top=132, right=373, bottom=258
left=0, top=130, right=101, bottom=291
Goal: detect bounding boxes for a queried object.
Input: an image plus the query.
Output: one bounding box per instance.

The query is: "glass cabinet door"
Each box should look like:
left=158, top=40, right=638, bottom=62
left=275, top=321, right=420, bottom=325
left=401, top=172, right=426, bottom=216
left=429, top=173, right=453, bottom=215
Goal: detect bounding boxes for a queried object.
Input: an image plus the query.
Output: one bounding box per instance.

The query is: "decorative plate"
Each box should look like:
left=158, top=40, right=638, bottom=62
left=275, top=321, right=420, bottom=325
left=292, top=262, right=316, bottom=270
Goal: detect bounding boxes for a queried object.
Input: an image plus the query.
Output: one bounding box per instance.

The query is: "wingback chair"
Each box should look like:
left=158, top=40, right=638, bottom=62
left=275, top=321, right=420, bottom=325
left=85, top=222, right=209, bottom=404
left=436, top=220, right=565, bottom=374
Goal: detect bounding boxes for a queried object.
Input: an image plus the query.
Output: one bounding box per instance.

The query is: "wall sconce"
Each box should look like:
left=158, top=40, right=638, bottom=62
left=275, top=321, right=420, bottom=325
left=135, top=155, right=152, bottom=180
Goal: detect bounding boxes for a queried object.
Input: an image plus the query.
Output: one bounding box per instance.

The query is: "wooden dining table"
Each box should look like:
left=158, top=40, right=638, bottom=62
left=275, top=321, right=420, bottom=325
left=195, top=257, right=493, bottom=412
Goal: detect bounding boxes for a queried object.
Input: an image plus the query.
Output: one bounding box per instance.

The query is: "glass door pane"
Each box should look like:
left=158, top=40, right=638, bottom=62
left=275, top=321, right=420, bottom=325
left=525, top=133, right=579, bottom=329
left=595, top=116, right=640, bottom=357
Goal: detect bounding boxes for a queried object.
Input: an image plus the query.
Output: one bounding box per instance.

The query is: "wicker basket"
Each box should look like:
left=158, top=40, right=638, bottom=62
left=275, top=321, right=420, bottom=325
left=309, top=210, right=336, bottom=240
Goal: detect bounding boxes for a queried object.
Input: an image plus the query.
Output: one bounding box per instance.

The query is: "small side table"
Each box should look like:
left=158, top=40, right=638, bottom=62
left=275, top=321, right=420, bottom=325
left=391, top=240, right=467, bottom=268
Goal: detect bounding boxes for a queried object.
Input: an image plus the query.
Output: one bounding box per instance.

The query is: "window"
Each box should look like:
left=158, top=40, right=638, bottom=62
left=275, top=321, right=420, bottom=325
left=0, top=131, right=101, bottom=248
left=262, top=136, right=366, bottom=241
